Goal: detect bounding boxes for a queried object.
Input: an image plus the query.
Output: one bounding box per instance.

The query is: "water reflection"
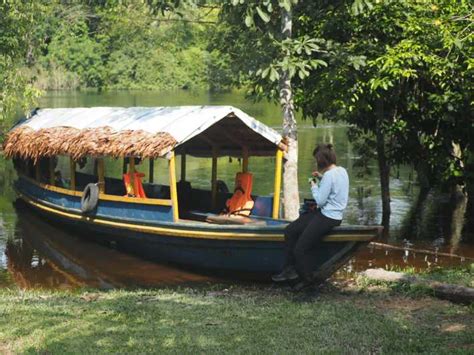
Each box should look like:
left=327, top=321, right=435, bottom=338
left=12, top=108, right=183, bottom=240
left=5, top=203, right=212, bottom=289
left=4, top=201, right=472, bottom=290
left=341, top=239, right=474, bottom=276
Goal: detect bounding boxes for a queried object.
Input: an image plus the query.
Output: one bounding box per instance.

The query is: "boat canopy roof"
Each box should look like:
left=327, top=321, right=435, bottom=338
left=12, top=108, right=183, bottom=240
left=3, top=106, right=285, bottom=161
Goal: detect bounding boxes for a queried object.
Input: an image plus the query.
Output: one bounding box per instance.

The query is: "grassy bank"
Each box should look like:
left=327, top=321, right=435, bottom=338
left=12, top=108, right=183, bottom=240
left=410, top=265, right=474, bottom=288
left=355, top=265, right=474, bottom=300
left=1, top=282, right=473, bottom=354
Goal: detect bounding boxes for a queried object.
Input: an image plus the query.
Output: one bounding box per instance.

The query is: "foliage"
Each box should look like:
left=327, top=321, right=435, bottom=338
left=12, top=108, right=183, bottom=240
left=413, top=265, right=474, bottom=288
left=212, top=0, right=328, bottom=102
left=7, top=1, right=223, bottom=92
left=295, top=0, right=473, bottom=190
left=0, top=1, right=42, bottom=128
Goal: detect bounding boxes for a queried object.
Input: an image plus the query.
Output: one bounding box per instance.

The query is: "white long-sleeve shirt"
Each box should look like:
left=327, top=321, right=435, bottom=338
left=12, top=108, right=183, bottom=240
left=310, top=166, right=349, bottom=220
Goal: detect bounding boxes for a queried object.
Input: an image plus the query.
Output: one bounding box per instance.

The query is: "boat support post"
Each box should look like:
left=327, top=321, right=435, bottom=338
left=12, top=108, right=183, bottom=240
left=35, top=161, right=40, bottom=181
left=169, top=152, right=179, bottom=221
left=129, top=157, right=136, bottom=194
left=97, top=158, right=105, bottom=193
left=181, top=152, right=186, bottom=181
left=272, top=148, right=283, bottom=219
left=69, top=158, right=76, bottom=191
left=242, top=146, right=249, bottom=173
left=149, top=159, right=154, bottom=184
left=211, top=146, right=218, bottom=210
left=49, top=157, right=55, bottom=186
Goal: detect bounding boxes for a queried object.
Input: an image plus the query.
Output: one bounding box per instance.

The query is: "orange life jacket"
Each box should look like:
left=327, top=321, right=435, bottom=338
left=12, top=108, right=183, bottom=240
left=225, top=172, right=254, bottom=216
left=123, top=172, right=146, bottom=198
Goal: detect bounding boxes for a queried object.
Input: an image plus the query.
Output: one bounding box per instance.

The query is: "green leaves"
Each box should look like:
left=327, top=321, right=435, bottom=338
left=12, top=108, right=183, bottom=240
left=0, top=1, right=43, bottom=124
left=233, top=0, right=299, bottom=28
left=351, top=0, right=374, bottom=16
left=256, top=6, right=271, bottom=23
left=279, top=0, right=292, bottom=12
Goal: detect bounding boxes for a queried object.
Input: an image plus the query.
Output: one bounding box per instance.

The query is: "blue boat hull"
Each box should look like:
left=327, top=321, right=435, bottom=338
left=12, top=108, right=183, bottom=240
left=14, top=176, right=378, bottom=276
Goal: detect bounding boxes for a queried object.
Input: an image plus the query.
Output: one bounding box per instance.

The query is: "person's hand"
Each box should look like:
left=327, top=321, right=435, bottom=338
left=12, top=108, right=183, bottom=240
left=312, top=171, right=322, bottom=178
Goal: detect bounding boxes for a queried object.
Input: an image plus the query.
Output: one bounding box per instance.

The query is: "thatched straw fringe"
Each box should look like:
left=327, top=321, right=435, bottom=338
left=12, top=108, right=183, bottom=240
left=2, top=126, right=177, bottom=162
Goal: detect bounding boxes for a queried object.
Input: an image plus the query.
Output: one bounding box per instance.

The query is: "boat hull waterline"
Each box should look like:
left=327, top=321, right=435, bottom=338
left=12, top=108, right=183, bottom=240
left=15, top=179, right=379, bottom=276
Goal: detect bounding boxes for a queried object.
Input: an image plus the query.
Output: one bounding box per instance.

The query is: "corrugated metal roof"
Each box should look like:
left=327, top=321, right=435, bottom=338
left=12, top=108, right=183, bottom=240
left=17, top=106, right=283, bottom=149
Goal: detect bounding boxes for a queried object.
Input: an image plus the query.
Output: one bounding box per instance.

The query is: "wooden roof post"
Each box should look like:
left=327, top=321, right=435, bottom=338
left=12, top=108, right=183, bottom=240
left=181, top=152, right=186, bottom=181
left=272, top=149, right=283, bottom=219
left=69, top=157, right=76, bottom=191
left=211, top=146, right=218, bottom=210
left=49, top=158, right=55, bottom=186
left=129, top=157, right=136, bottom=195
left=97, top=158, right=105, bottom=193
left=149, top=158, right=154, bottom=184
left=242, top=146, right=249, bottom=173
left=169, top=152, right=179, bottom=221
left=122, top=158, right=127, bottom=175
left=35, top=161, right=40, bottom=181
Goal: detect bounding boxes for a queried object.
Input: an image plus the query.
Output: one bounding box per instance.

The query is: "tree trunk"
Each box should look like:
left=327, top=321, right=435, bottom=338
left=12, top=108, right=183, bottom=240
left=449, top=142, right=468, bottom=251
left=465, top=171, right=474, bottom=241
left=375, top=102, right=390, bottom=234
left=400, top=161, right=432, bottom=239
left=280, top=6, right=300, bottom=220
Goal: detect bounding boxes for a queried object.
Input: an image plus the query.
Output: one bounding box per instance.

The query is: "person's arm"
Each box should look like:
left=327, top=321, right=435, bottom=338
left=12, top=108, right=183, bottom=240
left=311, top=174, right=331, bottom=206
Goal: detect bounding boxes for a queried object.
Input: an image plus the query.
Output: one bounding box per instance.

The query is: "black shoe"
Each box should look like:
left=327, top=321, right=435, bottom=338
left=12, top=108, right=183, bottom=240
left=271, top=266, right=299, bottom=282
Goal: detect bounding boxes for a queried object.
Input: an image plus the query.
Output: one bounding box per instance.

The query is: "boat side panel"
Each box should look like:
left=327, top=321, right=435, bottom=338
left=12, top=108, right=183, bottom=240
left=16, top=177, right=174, bottom=222
left=20, top=197, right=358, bottom=273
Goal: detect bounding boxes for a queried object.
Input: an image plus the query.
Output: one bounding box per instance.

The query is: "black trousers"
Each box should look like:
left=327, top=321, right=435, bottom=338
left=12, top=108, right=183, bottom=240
left=284, top=210, right=341, bottom=280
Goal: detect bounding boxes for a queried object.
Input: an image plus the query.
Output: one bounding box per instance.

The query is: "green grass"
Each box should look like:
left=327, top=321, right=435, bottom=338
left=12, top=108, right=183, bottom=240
left=0, top=284, right=473, bottom=354
left=357, top=265, right=474, bottom=300
left=382, top=264, right=474, bottom=288
left=413, top=265, right=474, bottom=288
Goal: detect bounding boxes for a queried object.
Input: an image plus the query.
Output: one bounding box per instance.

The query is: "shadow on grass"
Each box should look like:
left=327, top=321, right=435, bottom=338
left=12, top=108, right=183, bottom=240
left=1, top=285, right=473, bottom=353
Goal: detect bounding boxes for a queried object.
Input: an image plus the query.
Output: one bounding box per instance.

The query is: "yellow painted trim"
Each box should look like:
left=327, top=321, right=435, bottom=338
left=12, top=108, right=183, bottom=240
left=19, top=174, right=172, bottom=206
left=18, top=192, right=374, bottom=242
left=272, top=149, right=283, bottom=219
left=168, top=152, right=179, bottom=221
left=242, top=146, right=249, bottom=173
left=17, top=193, right=277, bottom=240
left=98, top=193, right=172, bottom=206
left=69, top=158, right=76, bottom=191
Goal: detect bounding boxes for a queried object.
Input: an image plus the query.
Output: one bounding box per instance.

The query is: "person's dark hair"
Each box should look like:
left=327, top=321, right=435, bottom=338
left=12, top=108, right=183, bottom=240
left=313, top=143, right=337, bottom=170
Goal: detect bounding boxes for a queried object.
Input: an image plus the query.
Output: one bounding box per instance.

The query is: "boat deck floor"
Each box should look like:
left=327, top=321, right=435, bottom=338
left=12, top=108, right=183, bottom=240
left=179, top=210, right=279, bottom=227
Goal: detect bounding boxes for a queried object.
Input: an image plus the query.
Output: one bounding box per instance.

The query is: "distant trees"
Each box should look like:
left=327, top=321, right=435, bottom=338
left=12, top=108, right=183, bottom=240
left=0, top=1, right=42, bottom=126
left=5, top=1, right=224, bottom=92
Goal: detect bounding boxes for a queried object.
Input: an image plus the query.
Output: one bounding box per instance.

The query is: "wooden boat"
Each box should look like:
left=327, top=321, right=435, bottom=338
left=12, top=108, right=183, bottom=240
left=3, top=106, right=382, bottom=279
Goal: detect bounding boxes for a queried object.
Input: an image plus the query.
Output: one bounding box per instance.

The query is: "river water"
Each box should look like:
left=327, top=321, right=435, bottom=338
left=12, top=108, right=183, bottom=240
left=0, top=90, right=472, bottom=289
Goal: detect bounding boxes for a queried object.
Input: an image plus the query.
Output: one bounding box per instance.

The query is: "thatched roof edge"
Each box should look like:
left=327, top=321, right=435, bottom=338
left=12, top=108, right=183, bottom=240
left=2, top=126, right=177, bottom=161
